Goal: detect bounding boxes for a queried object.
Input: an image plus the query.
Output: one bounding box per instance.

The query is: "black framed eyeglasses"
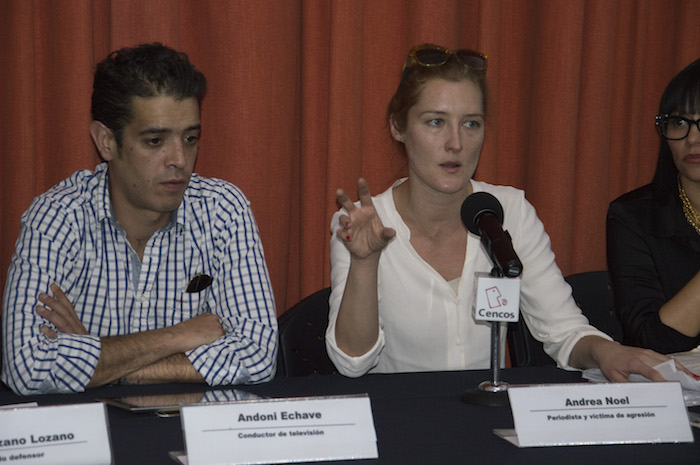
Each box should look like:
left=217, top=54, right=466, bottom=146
left=656, top=114, right=700, bottom=140
left=397, top=45, right=487, bottom=96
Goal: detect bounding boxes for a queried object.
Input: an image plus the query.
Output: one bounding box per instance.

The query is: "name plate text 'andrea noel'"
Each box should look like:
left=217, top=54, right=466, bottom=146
left=503, top=382, right=692, bottom=447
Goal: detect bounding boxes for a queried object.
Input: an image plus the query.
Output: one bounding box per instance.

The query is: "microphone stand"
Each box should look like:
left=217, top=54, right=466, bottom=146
left=460, top=265, right=510, bottom=407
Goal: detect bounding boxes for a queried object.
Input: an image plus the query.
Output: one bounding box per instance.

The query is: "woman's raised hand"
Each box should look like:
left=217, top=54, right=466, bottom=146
left=336, top=178, right=396, bottom=259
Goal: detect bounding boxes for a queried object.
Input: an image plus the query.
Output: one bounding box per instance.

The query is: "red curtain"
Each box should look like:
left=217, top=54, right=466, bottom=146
left=1, top=0, right=699, bottom=315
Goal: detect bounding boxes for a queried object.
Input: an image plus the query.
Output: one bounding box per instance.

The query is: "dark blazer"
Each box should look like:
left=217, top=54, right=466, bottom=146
left=607, top=183, right=700, bottom=353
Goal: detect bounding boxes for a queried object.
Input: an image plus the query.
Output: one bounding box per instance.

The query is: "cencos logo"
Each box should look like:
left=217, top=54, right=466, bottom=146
left=474, top=275, right=521, bottom=322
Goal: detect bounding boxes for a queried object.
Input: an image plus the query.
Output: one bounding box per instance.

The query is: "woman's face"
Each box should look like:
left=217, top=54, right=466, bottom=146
left=669, top=111, right=700, bottom=184
left=391, top=78, right=484, bottom=196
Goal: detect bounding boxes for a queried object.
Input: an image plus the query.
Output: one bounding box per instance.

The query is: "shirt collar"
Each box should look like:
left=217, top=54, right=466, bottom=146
left=95, top=163, right=111, bottom=224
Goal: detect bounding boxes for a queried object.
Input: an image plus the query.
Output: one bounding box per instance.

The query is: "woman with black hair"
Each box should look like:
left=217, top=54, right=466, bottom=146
left=608, top=59, right=700, bottom=354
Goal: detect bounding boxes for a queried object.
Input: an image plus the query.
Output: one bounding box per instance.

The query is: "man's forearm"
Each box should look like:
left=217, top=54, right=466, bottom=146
left=87, top=328, right=194, bottom=387
left=120, top=353, right=205, bottom=385
left=87, top=312, right=224, bottom=388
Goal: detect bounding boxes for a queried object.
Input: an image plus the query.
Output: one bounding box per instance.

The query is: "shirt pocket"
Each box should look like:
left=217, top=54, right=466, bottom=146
left=170, top=290, right=209, bottom=322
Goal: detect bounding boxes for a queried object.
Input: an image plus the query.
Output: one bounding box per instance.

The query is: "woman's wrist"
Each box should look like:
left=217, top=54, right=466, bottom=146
left=570, top=335, right=617, bottom=370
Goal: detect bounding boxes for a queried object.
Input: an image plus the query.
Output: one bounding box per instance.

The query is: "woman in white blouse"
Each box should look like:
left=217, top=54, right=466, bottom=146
left=325, top=44, right=674, bottom=381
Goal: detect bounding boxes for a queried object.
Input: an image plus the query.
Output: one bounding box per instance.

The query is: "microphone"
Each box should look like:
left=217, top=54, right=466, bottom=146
left=461, top=192, right=523, bottom=278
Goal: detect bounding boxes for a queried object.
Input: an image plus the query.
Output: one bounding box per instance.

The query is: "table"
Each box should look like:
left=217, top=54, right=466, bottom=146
left=1, top=366, right=698, bottom=464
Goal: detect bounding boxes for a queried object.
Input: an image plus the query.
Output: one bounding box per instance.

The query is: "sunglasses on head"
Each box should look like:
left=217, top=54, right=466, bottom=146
left=406, top=45, right=488, bottom=70
left=397, top=45, right=487, bottom=96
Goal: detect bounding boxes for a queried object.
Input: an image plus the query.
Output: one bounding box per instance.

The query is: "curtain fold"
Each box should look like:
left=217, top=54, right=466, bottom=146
left=1, top=0, right=699, bottom=313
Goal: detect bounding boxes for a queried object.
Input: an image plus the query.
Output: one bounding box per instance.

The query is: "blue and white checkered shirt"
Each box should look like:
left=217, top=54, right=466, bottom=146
left=2, top=163, right=277, bottom=394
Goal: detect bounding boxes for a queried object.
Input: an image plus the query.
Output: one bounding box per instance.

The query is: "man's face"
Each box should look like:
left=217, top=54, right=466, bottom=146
left=106, top=95, right=200, bottom=227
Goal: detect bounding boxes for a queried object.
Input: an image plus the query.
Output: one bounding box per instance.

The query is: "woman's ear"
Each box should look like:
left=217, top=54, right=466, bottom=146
left=389, top=116, right=405, bottom=143
left=89, top=121, right=117, bottom=161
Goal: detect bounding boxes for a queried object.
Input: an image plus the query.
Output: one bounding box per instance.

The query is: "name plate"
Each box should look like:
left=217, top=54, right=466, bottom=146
left=180, top=394, right=378, bottom=465
left=504, top=382, right=693, bottom=447
left=0, top=403, right=112, bottom=464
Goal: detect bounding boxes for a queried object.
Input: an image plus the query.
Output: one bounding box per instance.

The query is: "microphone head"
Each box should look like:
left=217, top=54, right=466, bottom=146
left=460, top=192, right=504, bottom=235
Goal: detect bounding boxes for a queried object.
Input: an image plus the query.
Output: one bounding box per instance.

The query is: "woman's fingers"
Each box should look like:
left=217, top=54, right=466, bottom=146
left=357, top=178, right=373, bottom=206
left=336, top=188, right=356, bottom=212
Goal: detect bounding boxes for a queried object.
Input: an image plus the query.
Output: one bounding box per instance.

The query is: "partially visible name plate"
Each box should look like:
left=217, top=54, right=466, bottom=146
left=0, top=402, right=112, bottom=464
left=501, top=382, right=693, bottom=447
left=179, top=394, right=378, bottom=465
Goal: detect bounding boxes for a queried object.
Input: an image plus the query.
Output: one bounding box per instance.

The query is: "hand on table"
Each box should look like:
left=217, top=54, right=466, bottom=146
left=591, top=338, right=694, bottom=382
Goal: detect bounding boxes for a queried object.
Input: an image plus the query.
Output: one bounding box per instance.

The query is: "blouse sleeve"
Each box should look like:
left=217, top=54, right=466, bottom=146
left=507, top=189, right=609, bottom=369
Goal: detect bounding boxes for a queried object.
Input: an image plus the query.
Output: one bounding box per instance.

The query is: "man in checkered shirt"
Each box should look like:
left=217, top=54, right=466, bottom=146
left=1, top=43, right=278, bottom=394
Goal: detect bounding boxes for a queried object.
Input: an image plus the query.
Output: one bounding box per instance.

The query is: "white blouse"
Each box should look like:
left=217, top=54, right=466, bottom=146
left=326, top=179, right=608, bottom=377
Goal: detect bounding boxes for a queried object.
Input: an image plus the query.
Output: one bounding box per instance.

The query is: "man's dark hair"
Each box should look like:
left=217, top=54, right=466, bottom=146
left=91, top=42, right=207, bottom=145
